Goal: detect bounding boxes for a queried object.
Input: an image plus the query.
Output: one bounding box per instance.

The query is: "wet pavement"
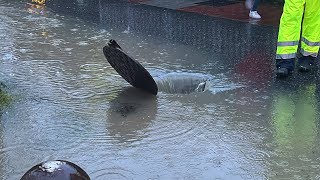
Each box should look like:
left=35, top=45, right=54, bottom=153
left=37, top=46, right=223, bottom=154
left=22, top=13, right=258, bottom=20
left=0, top=0, right=320, bottom=179
left=128, top=0, right=283, bottom=26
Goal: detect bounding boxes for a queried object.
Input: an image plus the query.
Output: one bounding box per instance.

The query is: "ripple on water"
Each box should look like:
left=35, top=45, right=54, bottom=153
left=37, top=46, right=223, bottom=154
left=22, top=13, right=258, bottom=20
left=80, top=63, right=107, bottom=72
left=0, top=144, right=25, bottom=154
left=91, top=167, right=135, bottom=180
left=11, top=60, right=67, bottom=89
left=66, top=88, right=96, bottom=99
left=0, top=144, right=24, bottom=171
left=243, top=149, right=271, bottom=162
left=27, top=122, right=87, bottom=152
left=104, top=87, right=158, bottom=144
left=22, top=15, right=63, bottom=28
left=80, top=128, right=116, bottom=145
left=150, top=120, right=194, bottom=143
left=77, top=41, right=89, bottom=46
left=139, top=102, right=207, bottom=146
left=64, top=47, right=73, bottom=51
left=1, top=52, right=17, bottom=61
left=49, top=39, right=65, bottom=46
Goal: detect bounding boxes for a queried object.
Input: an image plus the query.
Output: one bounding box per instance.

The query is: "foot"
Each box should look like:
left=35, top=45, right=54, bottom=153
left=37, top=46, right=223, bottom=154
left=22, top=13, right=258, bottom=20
left=298, top=56, right=316, bottom=72
left=276, top=68, right=289, bottom=78
left=276, top=59, right=295, bottom=78
left=249, top=11, right=261, bottom=19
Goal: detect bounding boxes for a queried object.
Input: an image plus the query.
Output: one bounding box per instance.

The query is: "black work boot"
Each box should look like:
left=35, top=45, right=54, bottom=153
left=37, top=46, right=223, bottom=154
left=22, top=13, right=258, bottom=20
left=276, top=58, right=295, bottom=78
left=298, top=56, right=316, bottom=72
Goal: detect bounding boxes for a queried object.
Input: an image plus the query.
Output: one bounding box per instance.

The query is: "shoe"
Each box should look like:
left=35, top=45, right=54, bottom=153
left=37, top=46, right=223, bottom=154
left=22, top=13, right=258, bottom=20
left=276, top=59, right=295, bottom=78
left=245, top=0, right=253, bottom=9
left=249, top=11, right=261, bottom=19
left=298, top=56, right=316, bottom=72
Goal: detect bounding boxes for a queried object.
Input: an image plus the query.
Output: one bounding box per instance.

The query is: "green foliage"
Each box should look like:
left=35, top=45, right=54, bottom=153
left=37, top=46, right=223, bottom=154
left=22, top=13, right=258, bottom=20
left=0, top=84, right=11, bottom=108
left=0, top=91, right=11, bottom=108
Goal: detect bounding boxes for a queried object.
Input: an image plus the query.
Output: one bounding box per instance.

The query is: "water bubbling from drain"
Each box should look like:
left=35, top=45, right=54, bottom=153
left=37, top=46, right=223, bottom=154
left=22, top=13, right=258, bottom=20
left=155, top=72, right=211, bottom=94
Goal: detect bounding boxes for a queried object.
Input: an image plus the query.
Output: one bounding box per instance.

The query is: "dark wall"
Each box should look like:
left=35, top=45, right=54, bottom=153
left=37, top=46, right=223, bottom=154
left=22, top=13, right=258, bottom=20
left=45, top=0, right=279, bottom=69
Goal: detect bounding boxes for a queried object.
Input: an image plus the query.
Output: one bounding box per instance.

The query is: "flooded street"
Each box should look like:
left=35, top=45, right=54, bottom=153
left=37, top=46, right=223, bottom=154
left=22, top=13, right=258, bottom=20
left=0, top=0, right=320, bottom=179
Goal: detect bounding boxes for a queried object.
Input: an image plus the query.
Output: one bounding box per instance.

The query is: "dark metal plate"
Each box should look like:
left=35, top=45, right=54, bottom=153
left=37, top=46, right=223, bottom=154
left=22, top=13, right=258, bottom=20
left=21, top=160, right=90, bottom=180
left=103, top=40, right=158, bottom=95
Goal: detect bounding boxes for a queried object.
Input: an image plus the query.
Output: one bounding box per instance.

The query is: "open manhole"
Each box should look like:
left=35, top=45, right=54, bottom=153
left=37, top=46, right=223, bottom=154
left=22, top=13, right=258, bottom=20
left=154, top=72, right=209, bottom=94
left=103, top=39, right=211, bottom=95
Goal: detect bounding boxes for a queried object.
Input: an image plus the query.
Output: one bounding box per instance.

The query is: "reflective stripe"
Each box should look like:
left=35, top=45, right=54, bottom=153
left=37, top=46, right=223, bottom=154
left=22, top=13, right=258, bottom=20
left=301, top=37, right=320, bottom=46
left=276, top=53, right=296, bottom=59
left=277, top=41, right=299, bottom=46
left=300, top=48, right=318, bottom=57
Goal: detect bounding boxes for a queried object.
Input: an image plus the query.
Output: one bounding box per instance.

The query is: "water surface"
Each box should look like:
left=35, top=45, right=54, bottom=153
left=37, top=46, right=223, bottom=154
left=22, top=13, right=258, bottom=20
left=0, top=1, right=320, bottom=179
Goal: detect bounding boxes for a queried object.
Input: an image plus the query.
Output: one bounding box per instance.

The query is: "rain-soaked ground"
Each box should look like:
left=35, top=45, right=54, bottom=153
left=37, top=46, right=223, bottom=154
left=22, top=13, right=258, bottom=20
left=0, top=0, right=320, bottom=179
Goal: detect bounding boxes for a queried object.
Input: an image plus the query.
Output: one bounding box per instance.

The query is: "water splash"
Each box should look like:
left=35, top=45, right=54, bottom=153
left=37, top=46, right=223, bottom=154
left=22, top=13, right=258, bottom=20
left=155, top=72, right=210, bottom=94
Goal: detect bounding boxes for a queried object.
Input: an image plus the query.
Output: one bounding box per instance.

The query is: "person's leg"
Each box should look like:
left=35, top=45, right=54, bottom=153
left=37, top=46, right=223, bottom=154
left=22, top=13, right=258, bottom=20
left=245, top=0, right=253, bottom=9
left=275, top=0, right=305, bottom=77
left=298, top=0, right=320, bottom=72
left=251, top=0, right=261, bottom=11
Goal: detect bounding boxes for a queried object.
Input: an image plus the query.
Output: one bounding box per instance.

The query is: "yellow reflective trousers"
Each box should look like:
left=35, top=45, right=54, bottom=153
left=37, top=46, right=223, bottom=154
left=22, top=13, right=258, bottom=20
left=276, top=0, right=320, bottom=59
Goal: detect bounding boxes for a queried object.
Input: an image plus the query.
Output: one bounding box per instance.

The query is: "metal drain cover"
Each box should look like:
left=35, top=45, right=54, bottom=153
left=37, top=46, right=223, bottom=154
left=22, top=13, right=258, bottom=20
left=103, top=39, right=158, bottom=95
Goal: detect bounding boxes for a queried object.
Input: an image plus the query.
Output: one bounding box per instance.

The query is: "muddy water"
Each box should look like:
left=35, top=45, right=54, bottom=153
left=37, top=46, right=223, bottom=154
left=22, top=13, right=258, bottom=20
left=0, top=1, right=320, bottom=180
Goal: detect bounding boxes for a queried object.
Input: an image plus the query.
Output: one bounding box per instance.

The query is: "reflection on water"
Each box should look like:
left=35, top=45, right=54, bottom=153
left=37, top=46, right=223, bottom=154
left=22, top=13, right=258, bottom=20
left=108, top=87, right=157, bottom=144
left=270, top=77, right=320, bottom=179
left=0, top=0, right=320, bottom=179
left=27, top=3, right=45, bottom=15
left=32, top=0, right=45, bottom=5
left=0, top=118, right=3, bottom=179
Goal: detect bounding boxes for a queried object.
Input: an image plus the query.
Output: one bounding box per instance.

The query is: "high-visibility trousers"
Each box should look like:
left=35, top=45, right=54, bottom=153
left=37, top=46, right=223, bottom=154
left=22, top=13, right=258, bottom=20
left=276, top=0, right=320, bottom=59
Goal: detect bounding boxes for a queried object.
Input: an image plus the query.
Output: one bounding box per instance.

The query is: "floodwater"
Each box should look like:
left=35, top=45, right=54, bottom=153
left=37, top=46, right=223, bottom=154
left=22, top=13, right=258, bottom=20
left=0, top=0, right=320, bottom=179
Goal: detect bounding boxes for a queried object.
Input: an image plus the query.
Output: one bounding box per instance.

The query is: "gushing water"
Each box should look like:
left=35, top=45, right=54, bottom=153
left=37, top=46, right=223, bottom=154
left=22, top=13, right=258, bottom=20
left=0, top=1, right=320, bottom=180
left=155, top=72, right=209, bottom=94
